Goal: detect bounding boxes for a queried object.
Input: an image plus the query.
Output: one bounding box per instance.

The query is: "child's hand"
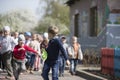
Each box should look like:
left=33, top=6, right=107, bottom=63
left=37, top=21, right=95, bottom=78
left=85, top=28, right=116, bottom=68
left=36, top=52, right=40, bottom=56
left=66, top=60, right=70, bottom=66
left=38, top=54, right=41, bottom=57
left=68, top=53, right=72, bottom=57
left=18, top=47, right=25, bottom=51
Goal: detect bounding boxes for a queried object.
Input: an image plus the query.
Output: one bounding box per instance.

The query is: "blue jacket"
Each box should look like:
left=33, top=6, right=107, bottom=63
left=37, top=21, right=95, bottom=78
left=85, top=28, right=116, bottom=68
left=46, top=37, right=68, bottom=61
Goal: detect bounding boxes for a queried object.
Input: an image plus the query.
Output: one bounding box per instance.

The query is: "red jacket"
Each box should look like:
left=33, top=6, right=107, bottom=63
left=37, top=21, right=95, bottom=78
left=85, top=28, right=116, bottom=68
left=13, top=45, right=37, bottom=60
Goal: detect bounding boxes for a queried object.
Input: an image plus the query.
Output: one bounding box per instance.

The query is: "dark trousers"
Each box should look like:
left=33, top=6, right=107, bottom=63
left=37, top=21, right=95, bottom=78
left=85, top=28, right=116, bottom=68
left=29, top=54, right=35, bottom=68
left=2, top=51, right=13, bottom=77
left=0, top=54, right=5, bottom=69
left=12, top=59, right=26, bottom=80
left=0, top=54, right=2, bottom=68
left=42, top=60, right=59, bottom=80
left=26, top=53, right=35, bottom=69
left=59, top=57, right=65, bottom=75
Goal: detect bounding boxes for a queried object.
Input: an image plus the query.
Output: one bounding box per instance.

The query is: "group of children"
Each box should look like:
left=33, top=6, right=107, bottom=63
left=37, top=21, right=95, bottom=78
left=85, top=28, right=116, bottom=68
left=41, top=26, right=83, bottom=80
left=0, top=25, right=83, bottom=80
left=0, top=26, right=48, bottom=80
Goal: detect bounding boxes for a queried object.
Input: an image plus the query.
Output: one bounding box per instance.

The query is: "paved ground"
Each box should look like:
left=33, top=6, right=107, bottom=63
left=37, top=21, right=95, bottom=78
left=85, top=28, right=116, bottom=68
left=0, top=65, right=111, bottom=80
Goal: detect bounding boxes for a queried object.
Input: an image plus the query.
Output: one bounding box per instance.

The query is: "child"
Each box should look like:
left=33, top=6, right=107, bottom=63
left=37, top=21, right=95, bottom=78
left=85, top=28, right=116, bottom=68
left=41, top=26, right=70, bottom=80
left=59, top=36, right=69, bottom=77
left=12, top=34, right=38, bottom=80
left=0, top=26, right=16, bottom=79
left=68, top=36, right=83, bottom=75
left=40, top=32, right=49, bottom=65
left=29, top=33, right=41, bottom=72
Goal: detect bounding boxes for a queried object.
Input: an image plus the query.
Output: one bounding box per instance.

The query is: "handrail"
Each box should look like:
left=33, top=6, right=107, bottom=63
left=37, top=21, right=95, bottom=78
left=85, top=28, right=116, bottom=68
left=97, top=26, right=106, bottom=37
left=79, top=26, right=107, bottom=49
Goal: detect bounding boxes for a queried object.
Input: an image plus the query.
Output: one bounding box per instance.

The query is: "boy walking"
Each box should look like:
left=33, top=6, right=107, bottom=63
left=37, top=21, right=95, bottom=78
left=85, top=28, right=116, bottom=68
left=0, top=26, right=16, bottom=79
left=12, top=34, right=39, bottom=80
left=68, top=36, right=83, bottom=75
left=41, top=26, right=70, bottom=80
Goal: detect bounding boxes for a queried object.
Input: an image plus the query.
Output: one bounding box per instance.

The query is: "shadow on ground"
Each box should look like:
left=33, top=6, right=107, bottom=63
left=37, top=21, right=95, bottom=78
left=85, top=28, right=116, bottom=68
left=75, top=70, right=111, bottom=80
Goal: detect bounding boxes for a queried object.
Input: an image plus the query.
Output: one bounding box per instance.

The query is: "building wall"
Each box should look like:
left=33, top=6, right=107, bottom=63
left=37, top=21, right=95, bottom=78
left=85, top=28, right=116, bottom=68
left=69, top=0, right=91, bottom=37
left=69, top=0, right=107, bottom=38
left=98, top=0, right=107, bottom=32
left=107, top=0, right=120, bottom=10
left=68, top=0, right=108, bottom=52
left=106, top=25, right=120, bottom=48
left=68, top=0, right=120, bottom=53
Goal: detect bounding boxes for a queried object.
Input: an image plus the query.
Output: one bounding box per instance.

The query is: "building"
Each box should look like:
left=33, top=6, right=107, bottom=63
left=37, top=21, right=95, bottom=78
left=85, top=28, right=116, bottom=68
left=66, top=0, right=120, bottom=52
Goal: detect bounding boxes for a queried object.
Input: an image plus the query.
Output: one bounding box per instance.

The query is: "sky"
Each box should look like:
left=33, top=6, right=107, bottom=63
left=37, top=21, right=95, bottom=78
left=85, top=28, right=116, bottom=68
left=0, top=0, right=45, bottom=19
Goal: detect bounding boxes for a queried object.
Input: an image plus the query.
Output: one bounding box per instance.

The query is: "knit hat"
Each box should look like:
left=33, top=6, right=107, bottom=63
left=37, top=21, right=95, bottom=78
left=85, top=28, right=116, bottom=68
left=24, top=32, right=31, bottom=37
left=18, top=34, right=25, bottom=41
left=3, top=26, right=10, bottom=31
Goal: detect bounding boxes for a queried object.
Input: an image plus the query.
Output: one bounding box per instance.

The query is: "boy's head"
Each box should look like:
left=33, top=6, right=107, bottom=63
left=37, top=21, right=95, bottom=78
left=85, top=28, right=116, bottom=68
left=13, top=32, right=19, bottom=38
left=61, top=36, right=67, bottom=43
left=72, top=36, right=77, bottom=44
left=48, top=26, right=59, bottom=39
left=32, top=33, right=37, bottom=40
left=3, top=26, right=10, bottom=36
left=18, top=34, right=25, bottom=46
left=24, top=32, right=31, bottom=40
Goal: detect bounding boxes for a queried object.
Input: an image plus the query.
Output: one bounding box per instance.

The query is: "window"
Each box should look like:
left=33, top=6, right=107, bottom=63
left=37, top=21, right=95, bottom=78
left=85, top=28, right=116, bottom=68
left=74, top=13, right=79, bottom=37
left=90, top=6, right=98, bottom=36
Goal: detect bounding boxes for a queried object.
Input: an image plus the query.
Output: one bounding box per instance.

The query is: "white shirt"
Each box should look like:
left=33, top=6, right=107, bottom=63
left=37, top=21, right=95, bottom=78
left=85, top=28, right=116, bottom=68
left=0, top=35, right=16, bottom=54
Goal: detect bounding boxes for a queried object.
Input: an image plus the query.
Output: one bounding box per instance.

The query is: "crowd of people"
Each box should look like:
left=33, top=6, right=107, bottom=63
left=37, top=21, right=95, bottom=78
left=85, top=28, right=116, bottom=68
left=0, top=25, right=83, bottom=80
